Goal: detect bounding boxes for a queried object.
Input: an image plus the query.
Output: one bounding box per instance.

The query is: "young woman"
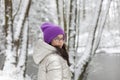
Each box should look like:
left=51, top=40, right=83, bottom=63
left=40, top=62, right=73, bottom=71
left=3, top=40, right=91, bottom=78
left=33, top=22, right=72, bottom=80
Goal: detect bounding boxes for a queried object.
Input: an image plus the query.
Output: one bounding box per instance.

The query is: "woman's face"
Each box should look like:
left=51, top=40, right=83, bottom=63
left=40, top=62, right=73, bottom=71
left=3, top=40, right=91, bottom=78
left=51, top=34, right=64, bottom=48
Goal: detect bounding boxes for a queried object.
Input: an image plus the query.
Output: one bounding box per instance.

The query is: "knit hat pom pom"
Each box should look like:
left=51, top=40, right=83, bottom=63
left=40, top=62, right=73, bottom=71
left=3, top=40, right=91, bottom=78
left=41, top=22, right=55, bottom=32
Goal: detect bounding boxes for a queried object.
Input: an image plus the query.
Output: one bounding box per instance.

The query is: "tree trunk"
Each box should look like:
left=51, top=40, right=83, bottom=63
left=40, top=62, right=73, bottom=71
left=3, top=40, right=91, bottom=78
left=3, top=0, right=17, bottom=75
left=82, top=0, right=86, bottom=19
left=116, top=0, right=120, bottom=35
left=74, top=0, right=81, bottom=79
left=3, top=0, right=31, bottom=79
left=56, top=0, right=60, bottom=25
left=0, top=0, right=5, bottom=54
left=68, top=0, right=78, bottom=80
left=76, top=0, right=103, bottom=79
left=56, top=0, right=64, bottom=28
left=17, top=18, right=29, bottom=80
left=16, top=0, right=31, bottom=79
left=77, top=0, right=112, bottom=80
left=91, top=0, right=112, bottom=55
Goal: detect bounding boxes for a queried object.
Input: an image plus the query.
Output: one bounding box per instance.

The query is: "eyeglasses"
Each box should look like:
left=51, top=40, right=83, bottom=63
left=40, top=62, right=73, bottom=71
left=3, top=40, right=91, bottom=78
left=53, top=37, right=64, bottom=41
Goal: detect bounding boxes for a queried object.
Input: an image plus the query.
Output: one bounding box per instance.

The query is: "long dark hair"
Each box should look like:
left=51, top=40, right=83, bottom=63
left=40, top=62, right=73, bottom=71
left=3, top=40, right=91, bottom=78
left=54, top=44, right=70, bottom=66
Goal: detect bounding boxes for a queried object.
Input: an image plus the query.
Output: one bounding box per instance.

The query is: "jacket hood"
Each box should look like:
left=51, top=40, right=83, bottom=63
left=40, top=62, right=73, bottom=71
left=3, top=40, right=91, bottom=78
left=33, top=39, right=56, bottom=64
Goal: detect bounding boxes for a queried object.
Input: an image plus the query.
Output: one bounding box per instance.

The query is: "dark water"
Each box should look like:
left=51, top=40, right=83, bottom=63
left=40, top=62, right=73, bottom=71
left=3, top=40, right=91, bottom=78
left=85, top=53, right=120, bottom=80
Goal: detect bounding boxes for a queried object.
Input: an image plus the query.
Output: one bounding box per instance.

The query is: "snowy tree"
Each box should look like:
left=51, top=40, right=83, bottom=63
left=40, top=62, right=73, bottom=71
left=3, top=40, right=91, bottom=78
left=56, top=0, right=64, bottom=28
left=3, top=0, right=16, bottom=74
left=0, top=0, right=5, bottom=54
left=76, top=0, right=112, bottom=80
left=1, top=0, right=31, bottom=80
left=68, top=0, right=76, bottom=79
left=55, top=0, right=80, bottom=80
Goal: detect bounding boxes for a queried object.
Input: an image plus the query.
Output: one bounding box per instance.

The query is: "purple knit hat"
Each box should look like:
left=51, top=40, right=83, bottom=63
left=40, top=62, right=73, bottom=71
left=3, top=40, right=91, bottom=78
left=40, top=22, right=64, bottom=43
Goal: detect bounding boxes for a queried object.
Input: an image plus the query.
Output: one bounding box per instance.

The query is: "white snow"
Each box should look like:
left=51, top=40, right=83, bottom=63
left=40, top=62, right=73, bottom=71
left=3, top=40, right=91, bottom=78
left=14, top=0, right=30, bottom=40
left=0, top=71, right=16, bottom=80
left=0, top=70, right=31, bottom=80
left=0, top=76, right=15, bottom=80
left=96, top=48, right=120, bottom=54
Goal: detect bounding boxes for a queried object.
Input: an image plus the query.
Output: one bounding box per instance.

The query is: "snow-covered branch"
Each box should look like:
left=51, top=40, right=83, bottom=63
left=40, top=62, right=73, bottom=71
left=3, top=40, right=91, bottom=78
left=14, top=0, right=30, bottom=41
left=17, top=18, right=29, bottom=80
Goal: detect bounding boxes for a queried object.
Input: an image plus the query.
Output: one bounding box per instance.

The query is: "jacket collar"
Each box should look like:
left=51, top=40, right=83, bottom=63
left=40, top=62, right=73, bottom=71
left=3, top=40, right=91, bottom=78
left=33, top=39, right=56, bottom=64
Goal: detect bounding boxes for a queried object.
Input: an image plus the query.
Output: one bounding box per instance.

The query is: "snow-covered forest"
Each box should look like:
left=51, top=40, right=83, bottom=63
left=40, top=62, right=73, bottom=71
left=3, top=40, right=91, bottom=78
left=0, top=0, right=120, bottom=80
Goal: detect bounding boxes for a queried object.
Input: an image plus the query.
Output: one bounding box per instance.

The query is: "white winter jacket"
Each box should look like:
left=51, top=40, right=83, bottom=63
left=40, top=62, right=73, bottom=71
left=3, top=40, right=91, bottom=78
left=33, top=39, right=72, bottom=80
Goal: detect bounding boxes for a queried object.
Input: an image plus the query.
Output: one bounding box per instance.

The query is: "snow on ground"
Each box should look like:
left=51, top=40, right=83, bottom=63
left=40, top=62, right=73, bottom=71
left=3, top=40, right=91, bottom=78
left=99, top=30, right=120, bottom=48
left=0, top=70, right=31, bottom=80
left=0, top=76, right=14, bottom=80
left=96, top=47, right=120, bottom=54
left=0, top=70, right=16, bottom=80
